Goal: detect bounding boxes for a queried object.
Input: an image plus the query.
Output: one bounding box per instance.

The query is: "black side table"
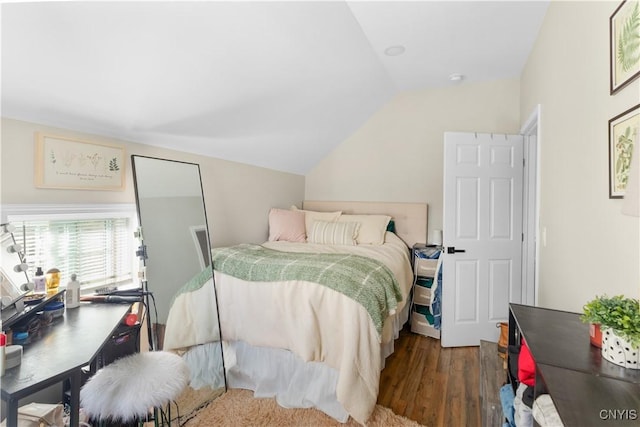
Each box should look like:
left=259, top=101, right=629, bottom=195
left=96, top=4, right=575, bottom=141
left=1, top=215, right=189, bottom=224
left=508, top=303, right=640, bottom=426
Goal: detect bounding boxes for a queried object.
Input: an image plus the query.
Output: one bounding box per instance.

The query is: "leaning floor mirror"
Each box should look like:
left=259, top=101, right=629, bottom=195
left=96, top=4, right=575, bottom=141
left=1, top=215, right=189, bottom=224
left=132, top=155, right=226, bottom=416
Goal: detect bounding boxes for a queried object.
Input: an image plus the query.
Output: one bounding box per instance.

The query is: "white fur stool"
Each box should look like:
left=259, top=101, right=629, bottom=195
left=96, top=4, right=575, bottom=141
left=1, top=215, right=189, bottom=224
left=80, top=351, right=190, bottom=426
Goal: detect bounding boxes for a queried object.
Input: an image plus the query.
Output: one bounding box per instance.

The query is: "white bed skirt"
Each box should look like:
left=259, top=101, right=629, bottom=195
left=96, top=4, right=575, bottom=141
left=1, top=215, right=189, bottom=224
left=222, top=301, right=410, bottom=423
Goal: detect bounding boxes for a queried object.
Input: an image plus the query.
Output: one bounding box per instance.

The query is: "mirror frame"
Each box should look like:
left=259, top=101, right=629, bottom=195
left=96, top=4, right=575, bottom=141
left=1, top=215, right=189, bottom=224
left=130, top=155, right=221, bottom=351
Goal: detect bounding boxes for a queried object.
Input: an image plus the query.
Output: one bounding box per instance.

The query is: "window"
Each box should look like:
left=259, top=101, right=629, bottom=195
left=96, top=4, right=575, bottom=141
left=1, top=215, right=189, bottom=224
left=6, top=205, right=138, bottom=291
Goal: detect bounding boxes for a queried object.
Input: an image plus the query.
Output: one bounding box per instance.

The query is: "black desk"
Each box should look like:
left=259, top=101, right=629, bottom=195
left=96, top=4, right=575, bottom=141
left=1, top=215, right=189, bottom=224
left=509, top=303, right=640, bottom=383
left=1, top=303, right=131, bottom=427
left=537, top=364, right=640, bottom=426
left=509, top=304, right=640, bottom=426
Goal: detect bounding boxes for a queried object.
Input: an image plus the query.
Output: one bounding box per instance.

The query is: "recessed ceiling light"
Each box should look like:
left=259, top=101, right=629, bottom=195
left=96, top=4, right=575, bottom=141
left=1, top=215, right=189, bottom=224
left=449, top=73, right=465, bottom=82
left=384, top=45, right=406, bottom=56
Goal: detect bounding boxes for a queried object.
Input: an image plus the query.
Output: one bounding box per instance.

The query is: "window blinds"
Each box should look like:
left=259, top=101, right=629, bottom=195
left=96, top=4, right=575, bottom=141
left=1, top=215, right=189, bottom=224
left=18, top=217, right=133, bottom=289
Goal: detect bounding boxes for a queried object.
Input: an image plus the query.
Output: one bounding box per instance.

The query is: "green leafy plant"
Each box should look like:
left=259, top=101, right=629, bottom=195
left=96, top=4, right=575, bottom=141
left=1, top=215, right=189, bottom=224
left=109, top=157, right=120, bottom=172
left=581, top=295, right=640, bottom=347
left=615, top=126, right=635, bottom=189
left=617, top=1, right=640, bottom=73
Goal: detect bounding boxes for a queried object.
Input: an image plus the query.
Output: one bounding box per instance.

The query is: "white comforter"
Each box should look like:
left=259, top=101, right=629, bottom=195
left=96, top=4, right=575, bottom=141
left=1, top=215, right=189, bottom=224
left=215, top=232, right=413, bottom=424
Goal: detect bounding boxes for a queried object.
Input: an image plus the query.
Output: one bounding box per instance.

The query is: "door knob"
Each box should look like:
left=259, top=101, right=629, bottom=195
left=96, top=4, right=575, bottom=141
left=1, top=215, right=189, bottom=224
left=446, top=247, right=466, bottom=254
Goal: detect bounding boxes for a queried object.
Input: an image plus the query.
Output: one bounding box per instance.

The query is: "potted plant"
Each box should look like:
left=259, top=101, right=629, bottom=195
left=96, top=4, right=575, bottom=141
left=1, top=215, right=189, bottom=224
left=581, top=295, right=640, bottom=369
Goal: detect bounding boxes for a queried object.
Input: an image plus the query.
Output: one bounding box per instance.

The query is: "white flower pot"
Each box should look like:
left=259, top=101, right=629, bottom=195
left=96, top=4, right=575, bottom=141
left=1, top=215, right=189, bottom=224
left=601, top=327, right=640, bottom=369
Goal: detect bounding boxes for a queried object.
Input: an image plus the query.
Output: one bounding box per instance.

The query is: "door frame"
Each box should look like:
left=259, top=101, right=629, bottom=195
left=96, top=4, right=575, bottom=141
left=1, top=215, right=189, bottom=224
left=520, top=105, right=541, bottom=306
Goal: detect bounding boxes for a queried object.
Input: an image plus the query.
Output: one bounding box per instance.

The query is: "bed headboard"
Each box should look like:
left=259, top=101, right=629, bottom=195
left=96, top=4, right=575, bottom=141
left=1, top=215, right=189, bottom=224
left=302, top=200, right=428, bottom=248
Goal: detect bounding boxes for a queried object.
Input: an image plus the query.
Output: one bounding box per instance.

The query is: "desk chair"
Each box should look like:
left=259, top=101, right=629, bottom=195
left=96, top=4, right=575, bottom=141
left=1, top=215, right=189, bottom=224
left=80, top=351, right=189, bottom=426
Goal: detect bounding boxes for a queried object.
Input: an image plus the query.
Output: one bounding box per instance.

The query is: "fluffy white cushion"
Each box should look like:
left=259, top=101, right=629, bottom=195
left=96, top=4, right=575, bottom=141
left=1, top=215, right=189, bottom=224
left=338, top=214, right=391, bottom=245
left=308, top=221, right=359, bottom=246
left=268, top=208, right=306, bottom=243
left=80, top=351, right=190, bottom=421
left=291, top=206, right=341, bottom=240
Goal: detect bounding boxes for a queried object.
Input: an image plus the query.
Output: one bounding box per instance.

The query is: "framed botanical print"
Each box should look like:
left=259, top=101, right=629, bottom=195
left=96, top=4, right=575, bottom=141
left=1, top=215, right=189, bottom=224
left=610, top=0, right=640, bottom=94
left=609, top=104, right=640, bottom=198
left=34, top=133, right=126, bottom=191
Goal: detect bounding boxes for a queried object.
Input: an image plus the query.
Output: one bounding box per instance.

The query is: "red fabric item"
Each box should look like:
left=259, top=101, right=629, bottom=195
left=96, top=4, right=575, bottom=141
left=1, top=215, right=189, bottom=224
left=518, top=338, right=536, bottom=386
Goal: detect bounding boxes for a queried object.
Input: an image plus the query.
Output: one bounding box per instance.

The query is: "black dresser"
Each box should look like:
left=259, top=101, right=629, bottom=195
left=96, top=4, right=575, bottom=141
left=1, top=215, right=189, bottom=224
left=508, top=303, right=640, bottom=426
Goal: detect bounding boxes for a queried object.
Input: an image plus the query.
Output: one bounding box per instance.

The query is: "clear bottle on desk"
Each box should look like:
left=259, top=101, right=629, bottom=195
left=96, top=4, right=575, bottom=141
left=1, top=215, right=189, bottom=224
left=66, top=274, right=80, bottom=309
left=33, top=267, right=45, bottom=293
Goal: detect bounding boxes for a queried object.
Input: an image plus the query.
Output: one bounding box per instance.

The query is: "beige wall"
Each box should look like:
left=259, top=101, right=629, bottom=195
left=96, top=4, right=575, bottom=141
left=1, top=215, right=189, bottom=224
left=305, top=79, right=521, bottom=243
left=1, top=118, right=305, bottom=247
left=5, top=1, right=638, bottom=315
left=520, top=1, right=640, bottom=311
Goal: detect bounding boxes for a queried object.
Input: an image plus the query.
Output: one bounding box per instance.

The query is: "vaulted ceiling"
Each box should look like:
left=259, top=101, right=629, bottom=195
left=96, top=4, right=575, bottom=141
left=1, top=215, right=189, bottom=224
left=2, top=1, right=549, bottom=174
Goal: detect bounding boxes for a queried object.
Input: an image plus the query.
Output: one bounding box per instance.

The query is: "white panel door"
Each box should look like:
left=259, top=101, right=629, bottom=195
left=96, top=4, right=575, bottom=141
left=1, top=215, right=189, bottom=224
left=442, top=132, right=523, bottom=347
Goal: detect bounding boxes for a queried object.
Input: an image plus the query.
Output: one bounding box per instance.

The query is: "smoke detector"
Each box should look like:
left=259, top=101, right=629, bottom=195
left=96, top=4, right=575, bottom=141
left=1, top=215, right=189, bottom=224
left=384, top=45, right=406, bottom=56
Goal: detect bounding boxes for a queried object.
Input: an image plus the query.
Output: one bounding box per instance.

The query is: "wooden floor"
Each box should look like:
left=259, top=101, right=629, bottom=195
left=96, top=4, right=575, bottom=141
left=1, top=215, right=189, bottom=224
left=378, top=326, right=481, bottom=427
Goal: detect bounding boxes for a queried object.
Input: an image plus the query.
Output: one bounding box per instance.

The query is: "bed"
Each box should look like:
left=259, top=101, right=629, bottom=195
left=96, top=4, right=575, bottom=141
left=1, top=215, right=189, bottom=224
left=164, top=201, right=427, bottom=424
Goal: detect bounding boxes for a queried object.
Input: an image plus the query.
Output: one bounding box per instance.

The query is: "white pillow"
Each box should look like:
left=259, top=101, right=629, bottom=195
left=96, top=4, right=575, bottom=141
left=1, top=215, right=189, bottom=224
left=338, top=214, right=391, bottom=245
left=291, top=206, right=341, bottom=240
left=308, top=221, right=359, bottom=246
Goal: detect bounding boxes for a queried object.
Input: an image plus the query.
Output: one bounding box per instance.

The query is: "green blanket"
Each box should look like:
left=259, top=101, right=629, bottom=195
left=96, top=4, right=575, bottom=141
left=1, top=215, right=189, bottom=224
left=171, top=266, right=213, bottom=304
left=212, top=244, right=403, bottom=335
